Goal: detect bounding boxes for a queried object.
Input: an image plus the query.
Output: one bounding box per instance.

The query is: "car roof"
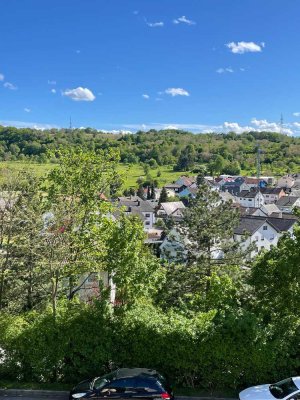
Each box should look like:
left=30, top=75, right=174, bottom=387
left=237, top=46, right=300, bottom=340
left=292, top=377, right=300, bottom=389
left=114, top=368, right=160, bottom=379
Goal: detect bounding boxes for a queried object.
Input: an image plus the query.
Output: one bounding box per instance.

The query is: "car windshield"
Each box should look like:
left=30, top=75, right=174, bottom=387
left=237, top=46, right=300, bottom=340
left=93, top=372, right=117, bottom=390
left=269, top=378, right=298, bottom=399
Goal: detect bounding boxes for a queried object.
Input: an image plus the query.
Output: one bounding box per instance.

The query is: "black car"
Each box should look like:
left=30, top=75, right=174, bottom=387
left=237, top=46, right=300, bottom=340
left=70, top=368, right=174, bottom=400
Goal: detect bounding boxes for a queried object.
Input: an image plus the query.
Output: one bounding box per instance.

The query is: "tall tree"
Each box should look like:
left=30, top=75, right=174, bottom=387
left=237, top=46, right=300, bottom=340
left=44, top=148, right=120, bottom=317
left=160, top=182, right=246, bottom=311
left=158, top=187, right=168, bottom=204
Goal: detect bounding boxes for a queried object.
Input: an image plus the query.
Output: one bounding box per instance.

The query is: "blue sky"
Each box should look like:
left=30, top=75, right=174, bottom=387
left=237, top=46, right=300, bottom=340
left=1, top=0, right=300, bottom=135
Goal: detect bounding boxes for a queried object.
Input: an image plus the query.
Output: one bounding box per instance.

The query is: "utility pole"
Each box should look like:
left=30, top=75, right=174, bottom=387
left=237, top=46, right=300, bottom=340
left=280, top=113, right=284, bottom=134
left=69, top=116, right=72, bottom=130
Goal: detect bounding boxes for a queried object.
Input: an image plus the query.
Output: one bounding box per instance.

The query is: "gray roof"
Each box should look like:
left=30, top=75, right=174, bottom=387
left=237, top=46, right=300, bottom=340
left=117, top=196, right=154, bottom=213
left=235, top=215, right=297, bottom=235
left=159, top=201, right=185, bottom=216
left=276, top=196, right=300, bottom=207
left=234, top=216, right=266, bottom=235
left=267, top=217, right=297, bottom=232
left=239, top=189, right=261, bottom=199
left=260, top=187, right=284, bottom=195
left=164, top=183, right=181, bottom=189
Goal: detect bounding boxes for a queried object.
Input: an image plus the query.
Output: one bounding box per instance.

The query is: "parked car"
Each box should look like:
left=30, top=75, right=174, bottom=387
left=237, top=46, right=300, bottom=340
left=70, top=368, right=174, bottom=400
left=239, top=377, right=300, bottom=400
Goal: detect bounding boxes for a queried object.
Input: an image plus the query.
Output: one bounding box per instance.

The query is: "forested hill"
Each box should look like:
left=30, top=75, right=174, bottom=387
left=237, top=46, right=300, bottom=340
left=0, top=125, right=300, bottom=175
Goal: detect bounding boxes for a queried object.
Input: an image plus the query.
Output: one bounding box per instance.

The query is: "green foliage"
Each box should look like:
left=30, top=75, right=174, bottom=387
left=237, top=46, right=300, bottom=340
left=250, top=225, right=300, bottom=318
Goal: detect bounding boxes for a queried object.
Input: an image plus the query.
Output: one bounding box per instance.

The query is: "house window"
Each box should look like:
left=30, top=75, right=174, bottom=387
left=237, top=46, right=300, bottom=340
left=248, top=199, right=252, bottom=201
left=263, top=225, right=268, bottom=230
left=145, top=221, right=150, bottom=226
left=261, top=237, right=264, bottom=241
left=145, top=213, right=150, bottom=217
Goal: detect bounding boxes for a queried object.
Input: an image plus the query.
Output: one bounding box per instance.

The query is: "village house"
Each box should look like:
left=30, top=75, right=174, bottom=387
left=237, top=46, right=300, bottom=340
left=260, top=187, right=286, bottom=204
left=221, top=177, right=250, bottom=196
left=116, top=196, right=156, bottom=230
left=277, top=175, right=295, bottom=190
left=276, top=196, right=300, bottom=213
left=236, top=188, right=265, bottom=208
left=157, top=201, right=186, bottom=220
left=234, top=215, right=297, bottom=258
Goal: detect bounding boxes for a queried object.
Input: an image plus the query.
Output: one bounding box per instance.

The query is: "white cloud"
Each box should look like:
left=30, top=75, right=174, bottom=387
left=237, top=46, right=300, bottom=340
left=146, top=21, right=164, bottom=27
left=173, top=16, right=196, bottom=25
left=251, top=118, right=293, bottom=135
left=4, top=82, right=18, bottom=90
left=293, top=112, right=300, bottom=117
left=51, top=88, right=57, bottom=94
left=165, top=87, right=190, bottom=97
left=0, top=120, right=59, bottom=130
left=0, top=73, right=4, bottom=81
left=142, top=94, right=150, bottom=99
left=223, top=122, right=253, bottom=134
left=24, top=108, right=31, bottom=113
left=240, top=68, right=246, bottom=72
left=226, top=41, right=265, bottom=54
left=48, top=80, right=56, bottom=85
left=118, top=118, right=300, bottom=136
left=216, top=67, right=234, bottom=74
left=62, top=87, right=96, bottom=101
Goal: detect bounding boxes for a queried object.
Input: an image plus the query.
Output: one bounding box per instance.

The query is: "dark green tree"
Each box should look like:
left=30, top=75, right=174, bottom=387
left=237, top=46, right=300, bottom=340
left=158, top=187, right=168, bottom=204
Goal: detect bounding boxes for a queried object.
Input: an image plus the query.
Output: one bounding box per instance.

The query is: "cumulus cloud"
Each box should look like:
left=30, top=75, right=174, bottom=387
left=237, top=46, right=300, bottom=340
left=121, top=118, right=300, bottom=136
left=4, top=82, right=18, bottom=90
left=173, top=16, right=196, bottom=25
left=223, top=122, right=253, bottom=134
left=216, top=67, right=234, bottom=74
left=0, top=73, right=4, bottom=81
left=62, top=87, right=96, bottom=101
left=165, top=87, right=190, bottom=97
left=24, top=108, right=31, bottom=113
left=146, top=21, right=164, bottom=27
left=142, top=94, right=150, bottom=99
left=51, top=88, right=57, bottom=94
left=293, top=112, right=300, bottom=117
left=226, top=41, right=265, bottom=54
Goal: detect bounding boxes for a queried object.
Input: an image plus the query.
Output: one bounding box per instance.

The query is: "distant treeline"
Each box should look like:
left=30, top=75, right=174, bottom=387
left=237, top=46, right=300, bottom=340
left=0, top=126, right=299, bottom=174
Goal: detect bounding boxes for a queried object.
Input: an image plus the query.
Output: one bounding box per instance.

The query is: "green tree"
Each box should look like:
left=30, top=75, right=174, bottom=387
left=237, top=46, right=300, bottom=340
left=158, top=187, right=168, bottom=204
left=44, top=148, right=120, bottom=317
left=160, top=183, right=245, bottom=311
left=105, top=214, right=164, bottom=305
left=250, top=225, right=300, bottom=318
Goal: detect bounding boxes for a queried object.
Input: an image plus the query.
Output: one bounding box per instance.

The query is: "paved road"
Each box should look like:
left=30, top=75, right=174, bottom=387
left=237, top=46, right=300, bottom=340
left=0, top=396, right=67, bottom=400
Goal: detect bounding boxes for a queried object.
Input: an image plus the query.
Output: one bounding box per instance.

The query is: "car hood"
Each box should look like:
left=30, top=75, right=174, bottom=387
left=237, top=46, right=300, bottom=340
left=239, top=384, right=274, bottom=400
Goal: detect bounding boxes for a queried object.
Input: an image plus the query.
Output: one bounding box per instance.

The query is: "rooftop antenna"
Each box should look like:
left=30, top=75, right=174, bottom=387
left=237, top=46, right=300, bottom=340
left=69, top=116, right=72, bottom=130
left=280, top=113, right=284, bottom=134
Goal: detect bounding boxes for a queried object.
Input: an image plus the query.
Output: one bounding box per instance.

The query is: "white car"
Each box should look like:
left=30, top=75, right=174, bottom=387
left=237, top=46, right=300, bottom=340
left=239, top=377, right=300, bottom=400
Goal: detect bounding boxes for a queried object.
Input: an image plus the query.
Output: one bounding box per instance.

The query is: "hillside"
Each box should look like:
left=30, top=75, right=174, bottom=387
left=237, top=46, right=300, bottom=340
left=0, top=125, right=299, bottom=177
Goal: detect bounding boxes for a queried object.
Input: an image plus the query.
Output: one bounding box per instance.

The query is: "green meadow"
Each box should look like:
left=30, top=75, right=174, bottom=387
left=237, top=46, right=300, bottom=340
left=0, top=161, right=182, bottom=189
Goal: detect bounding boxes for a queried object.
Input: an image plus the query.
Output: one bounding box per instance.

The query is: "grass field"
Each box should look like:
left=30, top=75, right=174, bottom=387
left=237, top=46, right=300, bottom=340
left=0, top=161, right=182, bottom=189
